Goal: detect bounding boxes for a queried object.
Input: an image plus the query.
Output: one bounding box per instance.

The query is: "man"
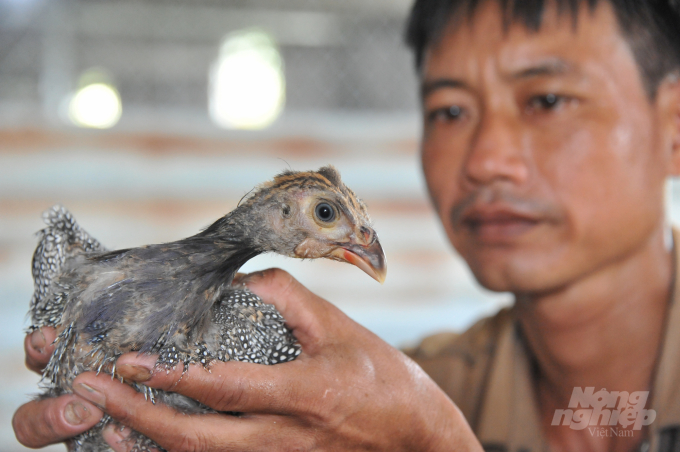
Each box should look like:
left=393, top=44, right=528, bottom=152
left=13, top=0, right=680, bottom=451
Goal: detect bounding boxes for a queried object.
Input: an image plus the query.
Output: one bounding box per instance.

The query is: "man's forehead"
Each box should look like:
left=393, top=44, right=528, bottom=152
left=421, top=1, right=627, bottom=88
left=415, top=0, right=602, bottom=57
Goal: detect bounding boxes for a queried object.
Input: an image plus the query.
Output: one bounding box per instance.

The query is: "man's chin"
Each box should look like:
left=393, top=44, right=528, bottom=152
left=453, top=227, right=573, bottom=294
left=466, top=258, right=569, bottom=295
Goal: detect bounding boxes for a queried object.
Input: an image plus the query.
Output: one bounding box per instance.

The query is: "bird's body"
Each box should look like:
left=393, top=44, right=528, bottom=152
left=28, top=167, right=386, bottom=452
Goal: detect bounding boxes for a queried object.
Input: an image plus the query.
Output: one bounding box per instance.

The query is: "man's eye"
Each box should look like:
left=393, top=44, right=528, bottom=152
left=426, top=105, right=464, bottom=123
left=526, top=93, right=566, bottom=112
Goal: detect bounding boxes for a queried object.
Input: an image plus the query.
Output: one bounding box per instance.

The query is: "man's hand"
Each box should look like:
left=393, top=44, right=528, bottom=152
left=13, top=327, right=106, bottom=449
left=14, top=269, right=482, bottom=451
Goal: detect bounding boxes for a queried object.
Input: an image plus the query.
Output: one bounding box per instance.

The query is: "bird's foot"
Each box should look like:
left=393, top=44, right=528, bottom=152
left=131, top=382, right=158, bottom=404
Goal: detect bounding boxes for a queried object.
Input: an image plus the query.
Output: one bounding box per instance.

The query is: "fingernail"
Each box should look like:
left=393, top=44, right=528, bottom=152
left=117, top=364, right=152, bottom=382
left=75, top=383, right=106, bottom=408
left=64, top=402, right=92, bottom=425
left=104, top=423, right=130, bottom=439
left=102, top=423, right=131, bottom=449
left=30, top=330, right=46, bottom=353
left=242, top=271, right=264, bottom=286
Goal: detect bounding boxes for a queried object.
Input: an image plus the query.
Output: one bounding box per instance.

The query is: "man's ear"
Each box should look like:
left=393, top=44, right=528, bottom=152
left=657, top=73, right=680, bottom=176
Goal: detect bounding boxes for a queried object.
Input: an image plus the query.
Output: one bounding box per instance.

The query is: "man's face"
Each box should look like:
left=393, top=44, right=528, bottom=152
left=421, top=1, right=677, bottom=293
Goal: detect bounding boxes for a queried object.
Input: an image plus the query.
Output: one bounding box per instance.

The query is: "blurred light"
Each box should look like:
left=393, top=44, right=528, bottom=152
left=209, top=29, right=285, bottom=130
left=66, top=69, right=122, bottom=129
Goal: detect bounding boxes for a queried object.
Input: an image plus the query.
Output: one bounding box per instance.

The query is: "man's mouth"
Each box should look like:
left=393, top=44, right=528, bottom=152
left=460, top=207, right=542, bottom=241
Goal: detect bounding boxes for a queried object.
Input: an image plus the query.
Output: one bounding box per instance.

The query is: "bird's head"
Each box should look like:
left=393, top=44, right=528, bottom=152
left=240, top=166, right=386, bottom=284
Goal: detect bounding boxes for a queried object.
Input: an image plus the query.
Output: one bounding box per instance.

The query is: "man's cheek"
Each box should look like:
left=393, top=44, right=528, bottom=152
left=422, top=166, right=446, bottom=213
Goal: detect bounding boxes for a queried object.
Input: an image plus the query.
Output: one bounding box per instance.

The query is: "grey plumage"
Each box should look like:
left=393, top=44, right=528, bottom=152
left=28, top=167, right=386, bottom=452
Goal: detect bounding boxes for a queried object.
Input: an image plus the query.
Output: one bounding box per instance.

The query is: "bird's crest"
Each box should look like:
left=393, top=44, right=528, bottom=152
left=270, top=165, right=344, bottom=192
left=240, top=166, right=369, bottom=222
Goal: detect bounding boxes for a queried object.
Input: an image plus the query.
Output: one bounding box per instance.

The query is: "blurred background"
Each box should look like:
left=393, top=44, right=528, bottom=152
left=0, top=0, right=515, bottom=450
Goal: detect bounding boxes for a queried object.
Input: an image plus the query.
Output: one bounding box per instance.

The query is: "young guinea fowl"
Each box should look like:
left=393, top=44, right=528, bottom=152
left=28, top=166, right=386, bottom=452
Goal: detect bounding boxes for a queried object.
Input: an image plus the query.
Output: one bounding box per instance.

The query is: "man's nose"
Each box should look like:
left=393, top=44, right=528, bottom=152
left=462, top=110, right=529, bottom=187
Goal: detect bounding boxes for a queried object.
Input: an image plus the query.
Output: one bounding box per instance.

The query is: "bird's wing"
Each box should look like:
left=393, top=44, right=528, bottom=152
left=195, top=287, right=301, bottom=365
left=29, top=205, right=106, bottom=329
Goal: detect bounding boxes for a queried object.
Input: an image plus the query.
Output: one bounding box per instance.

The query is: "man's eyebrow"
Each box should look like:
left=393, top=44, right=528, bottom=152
left=421, top=60, right=573, bottom=98
left=508, top=59, right=572, bottom=80
left=421, top=79, right=469, bottom=99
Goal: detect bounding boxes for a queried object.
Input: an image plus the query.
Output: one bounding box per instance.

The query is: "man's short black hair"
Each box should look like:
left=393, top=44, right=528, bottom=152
left=405, top=0, right=680, bottom=98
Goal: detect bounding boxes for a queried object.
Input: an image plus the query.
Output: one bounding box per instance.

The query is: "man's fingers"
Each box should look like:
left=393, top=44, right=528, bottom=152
left=12, top=394, right=103, bottom=448
left=101, top=423, right=156, bottom=452
left=109, top=269, right=363, bottom=415
left=72, top=372, right=309, bottom=452
left=25, top=327, right=57, bottom=373
left=115, top=354, right=308, bottom=415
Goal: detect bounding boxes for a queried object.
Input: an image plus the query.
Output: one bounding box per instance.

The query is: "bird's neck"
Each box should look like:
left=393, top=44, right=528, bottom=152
left=189, top=204, right=269, bottom=269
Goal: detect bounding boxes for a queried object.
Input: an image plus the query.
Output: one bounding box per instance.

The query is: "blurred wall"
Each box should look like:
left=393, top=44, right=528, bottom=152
left=0, top=1, right=511, bottom=450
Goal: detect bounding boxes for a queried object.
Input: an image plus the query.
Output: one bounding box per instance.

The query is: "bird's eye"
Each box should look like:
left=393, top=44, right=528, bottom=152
left=314, top=203, right=336, bottom=223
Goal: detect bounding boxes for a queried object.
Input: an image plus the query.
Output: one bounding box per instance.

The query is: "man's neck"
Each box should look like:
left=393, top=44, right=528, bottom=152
left=516, top=226, right=673, bottom=451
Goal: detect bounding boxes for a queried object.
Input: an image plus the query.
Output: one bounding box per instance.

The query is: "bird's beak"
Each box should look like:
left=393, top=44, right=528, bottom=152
left=330, top=239, right=387, bottom=284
